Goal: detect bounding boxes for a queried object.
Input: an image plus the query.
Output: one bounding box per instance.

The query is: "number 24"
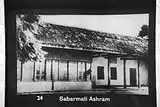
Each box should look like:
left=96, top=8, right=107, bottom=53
left=37, top=96, right=43, bottom=100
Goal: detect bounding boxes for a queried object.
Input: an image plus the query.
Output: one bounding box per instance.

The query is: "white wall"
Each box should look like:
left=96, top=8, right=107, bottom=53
left=139, top=60, right=148, bottom=86
left=126, top=60, right=138, bottom=85
left=17, top=81, right=92, bottom=93
left=92, top=57, right=148, bottom=87
left=92, top=57, right=108, bottom=85
left=22, top=61, right=34, bottom=81
left=17, top=81, right=52, bottom=93
left=110, top=58, right=124, bottom=85
left=92, top=57, right=124, bottom=86
left=54, top=81, right=92, bottom=90
left=125, top=59, right=148, bottom=86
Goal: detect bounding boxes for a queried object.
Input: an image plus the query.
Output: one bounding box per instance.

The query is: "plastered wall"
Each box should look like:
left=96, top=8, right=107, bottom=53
left=91, top=57, right=108, bottom=85
left=110, top=58, right=124, bottom=85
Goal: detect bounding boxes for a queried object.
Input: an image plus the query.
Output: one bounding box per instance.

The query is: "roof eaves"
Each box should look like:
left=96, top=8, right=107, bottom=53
left=41, top=44, right=127, bottom=55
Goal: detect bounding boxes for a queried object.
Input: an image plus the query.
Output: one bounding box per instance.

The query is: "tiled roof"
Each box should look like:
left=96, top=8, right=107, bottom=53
left=34, top=23, right=148, bottom=56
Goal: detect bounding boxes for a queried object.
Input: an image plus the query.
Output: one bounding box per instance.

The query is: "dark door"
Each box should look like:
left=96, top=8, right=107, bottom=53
left=130, top=68, right=137, bottom=86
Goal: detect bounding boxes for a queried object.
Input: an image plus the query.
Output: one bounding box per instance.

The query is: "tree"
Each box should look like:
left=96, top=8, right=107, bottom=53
left=138, top=25, right=149, bottom=39
left=16, top=15, right=46, bottom=62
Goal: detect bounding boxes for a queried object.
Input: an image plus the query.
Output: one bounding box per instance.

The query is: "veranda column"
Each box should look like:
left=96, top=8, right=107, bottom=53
left=123, top=59, right=126, bottom=88
left=20, top=61, right=23, bottom=81
left=44, top=60, right=47, bottom=81
left=67, top=61, right=69, bottom=81
left=90, top=62, right=92, bottom=80
left=85, top=62, right=87, bottom=81
left=51, top=60, right=54, bottom=90
left=138, top=59, right=140, bottom=88
left=32, top=62, right=35, bottom=81
left=108, top=58, right=110, bottom=86
left=77, top=62, right=78, bottom=81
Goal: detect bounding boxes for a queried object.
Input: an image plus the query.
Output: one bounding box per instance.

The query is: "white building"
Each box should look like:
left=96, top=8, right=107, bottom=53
left=17, top=23, right=148, bottom=93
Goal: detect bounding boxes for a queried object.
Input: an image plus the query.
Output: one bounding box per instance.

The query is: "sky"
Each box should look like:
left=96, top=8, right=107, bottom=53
left=40, top=14, right=149, bottom=37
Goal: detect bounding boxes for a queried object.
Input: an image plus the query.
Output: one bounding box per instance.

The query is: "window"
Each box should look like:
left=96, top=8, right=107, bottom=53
left=53, top=60, right=91, bottom=81
left=77, top=62, right=91, bottom=81
left=35, top=61, right=46, bottom=81
left=69, top=61, right=77, bottom=81
left=86, top=63, right=91, bottom=81
left=97, top=66, right=104, bottom=79
left=111, top=67, right=117, bottom=80
left=110, top=57, right=117, bottom=64
left=34, top=60, right=54, bottom=81
left=59, top=60, right=68, bottom=81
left=53, top=60, right=58, bottom=81
left=78, top=62, right=85, bottom=81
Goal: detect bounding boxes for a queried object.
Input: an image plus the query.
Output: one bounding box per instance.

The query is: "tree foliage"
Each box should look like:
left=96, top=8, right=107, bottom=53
left=138, top=25, right=149, bottom=39
left=16, top=15, right=46, bottom=62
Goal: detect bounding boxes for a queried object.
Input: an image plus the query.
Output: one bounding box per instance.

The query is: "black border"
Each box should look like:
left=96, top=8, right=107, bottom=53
left=5, top=0, right=156, bottom=107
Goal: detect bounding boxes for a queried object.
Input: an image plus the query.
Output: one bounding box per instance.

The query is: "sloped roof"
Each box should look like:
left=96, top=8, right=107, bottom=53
left=35, top=23, right=148, bottom=56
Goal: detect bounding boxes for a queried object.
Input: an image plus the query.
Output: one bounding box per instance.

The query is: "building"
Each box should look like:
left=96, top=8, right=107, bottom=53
left=17, top=23, right=148, bottom=93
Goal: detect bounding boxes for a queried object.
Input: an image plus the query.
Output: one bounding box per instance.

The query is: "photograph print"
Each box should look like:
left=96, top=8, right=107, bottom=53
left=17, top=14, right=149, bottom=95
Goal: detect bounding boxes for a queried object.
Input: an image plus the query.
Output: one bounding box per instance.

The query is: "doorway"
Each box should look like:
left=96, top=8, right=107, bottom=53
left=130, top=68, right=137, bottom=86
